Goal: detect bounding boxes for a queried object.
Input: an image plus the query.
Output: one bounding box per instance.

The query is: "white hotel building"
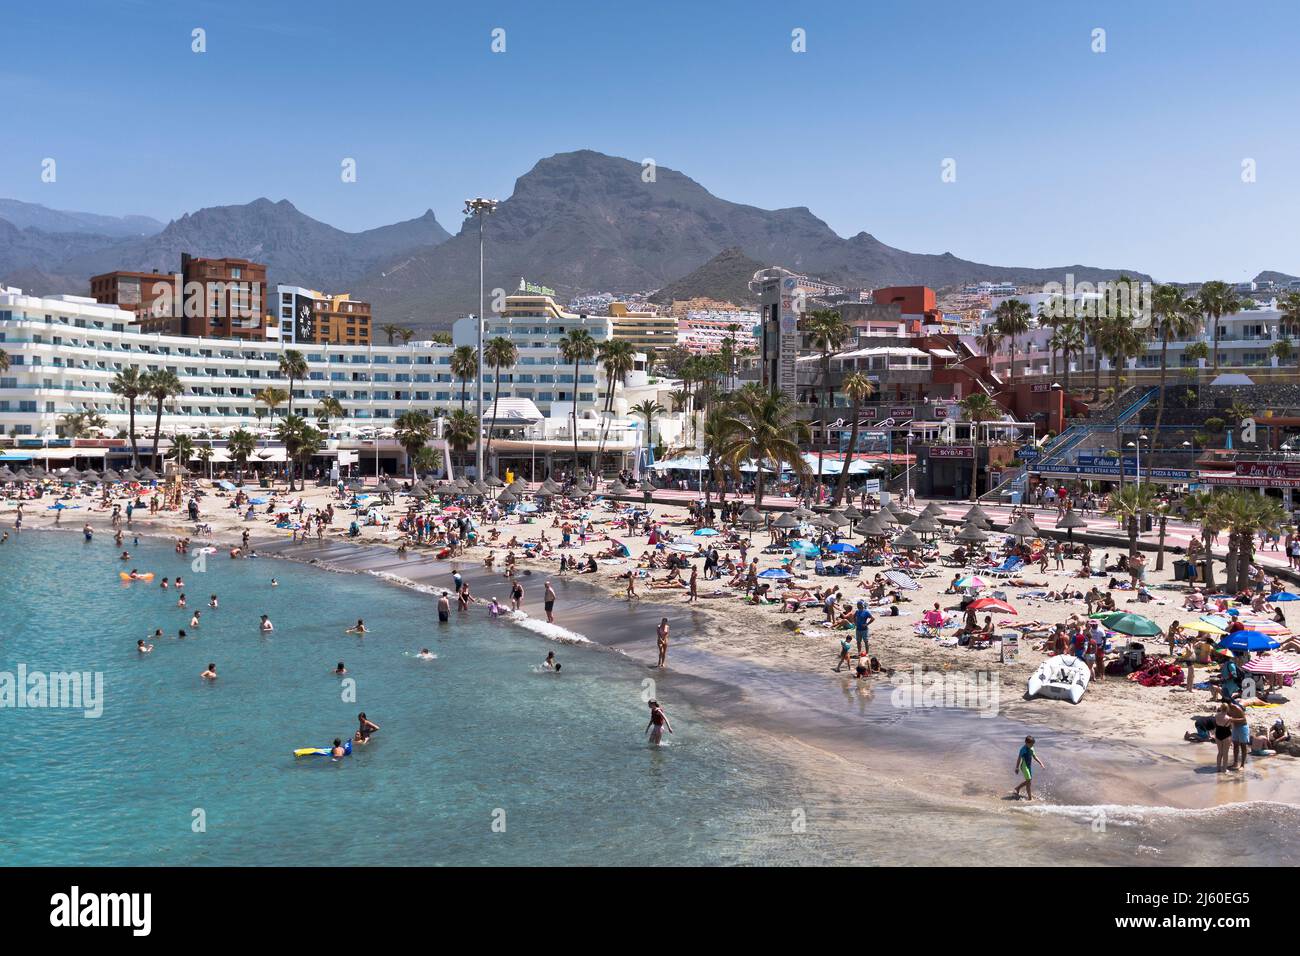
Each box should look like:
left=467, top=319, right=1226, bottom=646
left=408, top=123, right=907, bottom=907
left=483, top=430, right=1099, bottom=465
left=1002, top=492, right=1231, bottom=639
left=0, top=286, right=666, bottom=477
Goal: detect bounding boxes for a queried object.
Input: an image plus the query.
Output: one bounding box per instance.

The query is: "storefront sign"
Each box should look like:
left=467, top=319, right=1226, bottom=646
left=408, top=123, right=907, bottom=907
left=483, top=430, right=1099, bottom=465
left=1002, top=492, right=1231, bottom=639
left=1035, top=464, right=1195, bottom=481
left=930, top=446, right=974, bottom=458
left=888, top=406, right=915, bottom=419
left=1234, top=461, right=1300, bottom=479
left=1201, top=472, right=1300, bottom=488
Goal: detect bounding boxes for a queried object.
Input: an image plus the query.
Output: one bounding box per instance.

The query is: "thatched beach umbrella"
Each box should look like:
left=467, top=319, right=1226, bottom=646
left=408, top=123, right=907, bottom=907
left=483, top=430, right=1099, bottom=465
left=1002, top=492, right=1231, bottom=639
left=497, top=489, right=518, bottom=506
left=824, top=510, right=852, bottom=528
left=509, top=478, right=528, bottom=494
left=841, top=504, right=864, bottom=521
left=61, top=468, right=83, bottom=482
left=137, top=468, right=158, bottom=482
left=740, top=506, right=764, bottom=526
left=1056, top=510, right=1088, bottom=540
left=454, top=476, right=471, bottom=491
left=791, top=505, right=815, bottom=519
left=921, top=502, right=946, bottom=518
left=908, top=515, right=941, bottom=537
left=956, top=522, right=989, bottom=543
left=856, top=514, right=888, bottom=538
left=0, top=466, right=15, bottom=481
left=773, top=512, right=802, bottom=530
left=893, top=529, right=923, bottom=551
left=608, top=480, right=628, bottom=495
left=963, top=504, right=990, bottom=525
left=100, top=469, right=121, bottom=483
left=1005, top=515, right=1040, bottom=538
left=485, top=474, right=504, bottom=487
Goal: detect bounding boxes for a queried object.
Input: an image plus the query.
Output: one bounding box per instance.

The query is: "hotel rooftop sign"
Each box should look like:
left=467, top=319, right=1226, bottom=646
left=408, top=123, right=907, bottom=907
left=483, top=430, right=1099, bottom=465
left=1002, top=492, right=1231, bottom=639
left=518, top=278, right=556, bottom=297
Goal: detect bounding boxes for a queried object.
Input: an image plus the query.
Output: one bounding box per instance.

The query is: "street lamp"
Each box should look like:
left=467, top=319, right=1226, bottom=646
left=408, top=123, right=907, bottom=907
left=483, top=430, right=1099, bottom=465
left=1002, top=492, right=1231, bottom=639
left=1126, top=432, right=1149, bottom=486
left=464, top=197, right=499, bottom=479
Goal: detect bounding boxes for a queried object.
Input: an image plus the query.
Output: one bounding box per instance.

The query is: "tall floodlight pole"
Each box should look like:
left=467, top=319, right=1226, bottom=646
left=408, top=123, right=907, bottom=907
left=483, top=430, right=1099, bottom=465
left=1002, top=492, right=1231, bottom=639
left=464, top=198, right=499, bottom=478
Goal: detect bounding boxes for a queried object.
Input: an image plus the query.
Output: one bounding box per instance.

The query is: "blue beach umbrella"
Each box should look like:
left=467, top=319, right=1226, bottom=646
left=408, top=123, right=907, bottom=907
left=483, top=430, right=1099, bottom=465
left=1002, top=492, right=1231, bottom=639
left=693, top=527, right=720, bottom=536
left=758, top=568, right=792, bottom=580
left=1217, top=630, right=1281, bottom=653
left=1268, top=592, right=1300, bottom=602
left=789, top=540, right=821, bottom=557
left=827, top=542, right=859, bottom=554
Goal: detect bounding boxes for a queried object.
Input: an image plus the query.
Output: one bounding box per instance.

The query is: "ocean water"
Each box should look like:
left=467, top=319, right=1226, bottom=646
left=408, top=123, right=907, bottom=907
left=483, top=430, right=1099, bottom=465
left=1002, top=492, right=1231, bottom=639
left=4, top=529, right=1300, bottom=867
left=0, top=531, right=857, bottom=866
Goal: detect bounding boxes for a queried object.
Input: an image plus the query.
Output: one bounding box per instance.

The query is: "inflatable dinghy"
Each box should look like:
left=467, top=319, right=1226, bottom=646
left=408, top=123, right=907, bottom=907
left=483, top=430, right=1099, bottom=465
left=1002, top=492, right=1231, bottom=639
left=1026, top=655, right=1091, bottom=704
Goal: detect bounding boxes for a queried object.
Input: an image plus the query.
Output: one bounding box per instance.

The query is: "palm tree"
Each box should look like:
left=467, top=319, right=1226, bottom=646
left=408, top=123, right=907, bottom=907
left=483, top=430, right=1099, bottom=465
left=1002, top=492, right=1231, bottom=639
left=412, top=445, right=443, bottom=477
left=144, top=369, right=183, bottom=466
left=450, top=345, right=478, bottom=411
left=595, top=339, right=637, bottom=463
left=831, top=372, right=876, bottom=506
left=1184, top=490, right=1230, bottom=591
left=170, top=433, right=196, bottom=471
left=315, top=396, right=345, bottom=428
left=1280, top=292, right=1300, bottom=342
left=701, top=406, right=733, bottom=505
left=278, top=349, right=309, bottom=418
left=59, top=411, right=107, bottom=439
left=1226, top=491, right=1287, bottom=591
left=273, top=415, right=312, bottom=491
left=1270, top=337, right=1294, bottom=367
left=196, top=445, right=214, bottom=480
left=110, top=367, right=145, bottom=468
left=1196, top=281, right=1241, bottom=375
left=559, top=329, right=597, bottom=476
left=630, top=400, right=665, bottom=441
left=668, top=388, right=690, bottom=414
left=445, top=409, right=479, bottom=473
left=992, top=298, right=1032, bottom=387
left=0, top=348, right=8, bottom=373
left=255, top=386, right=288, bottom=421
left=483, top=336, right=518, bottom=472
left=1150, top=285, right=1201, bottom=437
left=715, top=385, right=809, bottom=507
left=399, top=328, right=415, bottom=346
left=1104, top=482, right=1160, bottom=557
left=959, top=392, right=1001, bottom=500
left=226, top=428, right=257, bottom=482
left=1049, top=318, right=1085, bottom=395
left=394, top=409, right=434, bottom=477
left=381, top=323, right=403, bottom=345
left=805, top=309, right=849, bottom=484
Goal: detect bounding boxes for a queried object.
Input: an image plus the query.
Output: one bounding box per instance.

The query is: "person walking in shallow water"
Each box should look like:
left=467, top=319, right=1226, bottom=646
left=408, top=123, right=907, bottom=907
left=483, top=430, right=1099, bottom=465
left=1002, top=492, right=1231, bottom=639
left=656, top=617, right=670, bottom=668
left=1012, top=735, right=1046, bottom=800
left=645, top=699, right=673, bottom=746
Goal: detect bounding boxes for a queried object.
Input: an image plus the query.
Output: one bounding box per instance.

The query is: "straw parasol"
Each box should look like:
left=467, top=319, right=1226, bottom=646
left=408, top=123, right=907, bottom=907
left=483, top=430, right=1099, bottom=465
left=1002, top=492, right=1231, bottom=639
left=608, top=480, right=628, bottom=496
left=841, top=504, right=863, bottom=521
left=823, top=510, right=852, bottom=528
left=740, top=507, right=764, bottom=526
left=137, top=468, right=158, bottom=482
left=921, top=502, right=946, bottom=518
left=893, top=529, right=923, bottom=551
left=496, top=489, right=518, bottom=506
left=1056, top=511, right=1088, bottom=540
left=908, top=515, right=941, bottom=537
left=100, top=468, right=121, bottom=483
left=484, top=474, right=504, bottom=487
left=1005, top=515, right=1040, bottom=538
left=856, top=514, right=888, bottom=537
left=956, top=522, right=989, bottom=543
left=963, top=504, right=991, bottom=525
left=0, top=466, right=15, bottom=481
left=773, top=512, right=802, bottom=530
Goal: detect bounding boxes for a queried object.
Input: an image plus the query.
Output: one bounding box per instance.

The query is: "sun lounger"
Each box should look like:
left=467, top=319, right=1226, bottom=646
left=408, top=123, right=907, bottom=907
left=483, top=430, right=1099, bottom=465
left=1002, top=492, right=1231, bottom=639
left=988, top=557, right=1024, bottom=578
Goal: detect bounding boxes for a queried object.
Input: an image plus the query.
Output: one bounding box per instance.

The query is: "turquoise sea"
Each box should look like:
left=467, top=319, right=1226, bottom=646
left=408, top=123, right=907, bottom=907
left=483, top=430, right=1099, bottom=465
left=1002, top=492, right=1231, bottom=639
left=6, top=529, right=1300, bottom=867
left=0, top=531, right=832, bottom=866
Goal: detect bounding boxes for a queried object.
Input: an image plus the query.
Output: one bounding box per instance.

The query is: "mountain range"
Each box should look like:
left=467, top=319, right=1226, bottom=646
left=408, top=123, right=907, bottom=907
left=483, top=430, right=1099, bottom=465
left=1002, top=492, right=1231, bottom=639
left=1, top=149, right=1246, bottom=330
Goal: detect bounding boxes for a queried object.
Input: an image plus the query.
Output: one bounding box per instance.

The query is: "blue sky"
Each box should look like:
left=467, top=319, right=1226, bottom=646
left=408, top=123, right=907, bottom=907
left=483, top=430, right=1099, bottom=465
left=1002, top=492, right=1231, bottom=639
left=5, top=0, right=1298, bottom=281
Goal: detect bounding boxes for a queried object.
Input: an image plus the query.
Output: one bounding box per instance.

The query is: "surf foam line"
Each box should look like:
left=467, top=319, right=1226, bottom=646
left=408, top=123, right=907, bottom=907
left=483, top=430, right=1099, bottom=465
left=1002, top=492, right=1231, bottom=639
left=1016, top=800, right=1300, bottom=825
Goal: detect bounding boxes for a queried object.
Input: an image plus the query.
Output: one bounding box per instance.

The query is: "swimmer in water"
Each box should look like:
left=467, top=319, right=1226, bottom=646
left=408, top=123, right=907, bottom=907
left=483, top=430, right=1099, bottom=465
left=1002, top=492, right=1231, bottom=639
left=345, top=619, right=368, bottom=634
left=417, top=648, right=435, bottom=660
left=160, top=578, right=169, bottom=589
left=209, top=594, right=218, bottom=608
left=177, top=593, right=186, bottom=608
left=488, top=597, right=502, bottom=617
left=330, top=738, right=347, bottom=758
left=175, top=577, right=184, bottom=589
left=354, top=712, right=379, bottom=744
left=119, top=551, right=130, bottom=561
left=271, top=578, right=278, bottom=587
left=543, top=651, right=557, bottom=671
left=334, top=661, right=348, bottom=675
left=201, top=663, right=217, bottom=681
left=137, top=639, right=153, bottom=653
left=177, top=629, right=187, bottom=640
left=645, top=699, right=673, bottom=747
left=438, top=591, right=451, bottom=624
left=259, top=614, right=274, bottom=632
left=190, top=611, right=201, bottom=628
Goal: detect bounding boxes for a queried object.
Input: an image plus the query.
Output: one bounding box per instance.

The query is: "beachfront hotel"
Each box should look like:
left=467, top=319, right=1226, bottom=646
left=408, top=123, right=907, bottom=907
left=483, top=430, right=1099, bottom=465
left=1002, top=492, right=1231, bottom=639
left=0, top=285, right=674, bottom=477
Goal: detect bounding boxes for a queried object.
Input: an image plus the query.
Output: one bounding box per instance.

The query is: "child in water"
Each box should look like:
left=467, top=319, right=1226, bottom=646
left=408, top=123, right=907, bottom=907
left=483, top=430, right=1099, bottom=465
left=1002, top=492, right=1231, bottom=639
left=1012, top=735, right=1046, bottom=801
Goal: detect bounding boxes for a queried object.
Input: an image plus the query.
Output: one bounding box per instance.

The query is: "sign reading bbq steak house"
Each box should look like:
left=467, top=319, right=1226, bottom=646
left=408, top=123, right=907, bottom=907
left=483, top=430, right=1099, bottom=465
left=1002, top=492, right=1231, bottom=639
left=1235, top=461, right=1300, bottom=479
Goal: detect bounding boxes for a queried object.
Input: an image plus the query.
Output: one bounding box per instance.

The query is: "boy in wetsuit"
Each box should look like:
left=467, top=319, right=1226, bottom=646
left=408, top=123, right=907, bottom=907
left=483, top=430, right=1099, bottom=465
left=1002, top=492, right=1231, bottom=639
left=1012, top=735, right=1046, bottom=800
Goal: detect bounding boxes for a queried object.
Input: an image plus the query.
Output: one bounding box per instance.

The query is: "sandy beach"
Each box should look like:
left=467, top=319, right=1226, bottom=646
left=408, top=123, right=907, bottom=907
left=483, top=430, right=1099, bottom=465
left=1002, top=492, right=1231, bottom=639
left=13, top=472, right=1300, bottom=823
